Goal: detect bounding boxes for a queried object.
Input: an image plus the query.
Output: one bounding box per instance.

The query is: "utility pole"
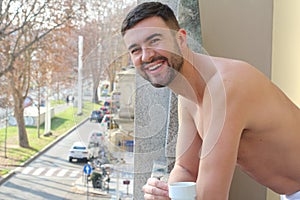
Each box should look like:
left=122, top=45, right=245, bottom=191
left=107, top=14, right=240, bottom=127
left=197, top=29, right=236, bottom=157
left=44, top=70, right=52, bottom=136
left=77, top=35, right=83, bottom=115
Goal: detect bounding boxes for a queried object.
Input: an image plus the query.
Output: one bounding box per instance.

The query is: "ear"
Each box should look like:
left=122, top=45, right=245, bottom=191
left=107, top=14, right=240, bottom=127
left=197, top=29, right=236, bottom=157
left=176, top=29, right=187, bottom=47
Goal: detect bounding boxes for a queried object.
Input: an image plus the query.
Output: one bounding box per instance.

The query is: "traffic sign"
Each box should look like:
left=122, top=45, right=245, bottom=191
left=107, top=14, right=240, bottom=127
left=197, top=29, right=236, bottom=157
left=83, top=164, right=92, bottom=175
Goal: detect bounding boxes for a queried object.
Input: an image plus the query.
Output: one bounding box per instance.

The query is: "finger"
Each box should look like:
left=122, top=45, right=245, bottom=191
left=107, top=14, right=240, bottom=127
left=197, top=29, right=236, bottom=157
left=147, top=178, right=169, bottom=191
left=143, top=183, right=169, bottom=197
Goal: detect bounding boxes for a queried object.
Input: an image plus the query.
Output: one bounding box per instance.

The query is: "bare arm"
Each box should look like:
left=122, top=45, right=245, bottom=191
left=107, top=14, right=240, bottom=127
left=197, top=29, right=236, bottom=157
left=168, top=96, right=202, bottom=183
left=143, top=96, right=202, bottom=200
left=195, top=72, right=247, bottom=199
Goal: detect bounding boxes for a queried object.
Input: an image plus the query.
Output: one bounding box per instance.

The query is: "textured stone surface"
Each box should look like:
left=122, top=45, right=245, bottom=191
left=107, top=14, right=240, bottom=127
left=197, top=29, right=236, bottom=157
left=165, top=92, right=178, bottom=172
left=133, top=74, right=171, bottom=199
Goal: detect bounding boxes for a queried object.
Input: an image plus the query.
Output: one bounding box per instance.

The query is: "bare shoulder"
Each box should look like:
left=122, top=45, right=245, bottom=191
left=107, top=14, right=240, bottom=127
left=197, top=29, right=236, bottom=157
left=215, top=58, right=266, bottom=90
left=213, top=57, right=300, bottom=130
left=211, top=57, right=271, bottom=102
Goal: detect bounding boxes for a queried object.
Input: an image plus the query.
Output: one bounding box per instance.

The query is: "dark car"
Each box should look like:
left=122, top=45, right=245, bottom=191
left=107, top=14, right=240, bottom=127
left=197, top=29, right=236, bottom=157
left=99, top=106, right=110, bottom=114
left=90, top=110, right=103, bottom=122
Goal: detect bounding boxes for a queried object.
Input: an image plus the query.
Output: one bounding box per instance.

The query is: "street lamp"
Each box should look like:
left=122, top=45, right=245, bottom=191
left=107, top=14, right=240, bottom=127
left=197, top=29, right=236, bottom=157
left=44, top=69, right=52, bottom=136
left=77, top=35, right=83, bottom=115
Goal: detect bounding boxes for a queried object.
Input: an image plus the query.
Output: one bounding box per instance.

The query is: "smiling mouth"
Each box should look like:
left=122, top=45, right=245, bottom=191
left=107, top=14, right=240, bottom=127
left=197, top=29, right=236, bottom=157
left=148, top=63, right=163, bottom=71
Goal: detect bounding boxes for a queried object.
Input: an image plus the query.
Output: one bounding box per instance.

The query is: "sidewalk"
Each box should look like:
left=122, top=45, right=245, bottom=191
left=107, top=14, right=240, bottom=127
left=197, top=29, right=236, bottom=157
left=0, top=103, right=135, bottom=199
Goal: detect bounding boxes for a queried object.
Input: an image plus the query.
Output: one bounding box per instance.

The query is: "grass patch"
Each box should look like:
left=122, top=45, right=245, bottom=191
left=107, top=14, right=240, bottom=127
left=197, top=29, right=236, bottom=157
left=0, top=169, right=9, bottom=176
left=0, top=101, right=99, bottom=176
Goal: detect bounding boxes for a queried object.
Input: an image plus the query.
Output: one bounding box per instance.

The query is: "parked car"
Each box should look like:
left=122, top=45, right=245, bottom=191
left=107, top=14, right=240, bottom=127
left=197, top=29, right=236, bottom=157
left=101, top=114, right=119, bottom=130
left=88, top=132, right=104, bottom=159
left=90, top=110, right=104, bottom=122
left=102, top=100, right=119, bottom=113
left=88, top=131, right=105, bottom=145
left=68, top=142, right=89, bottom=162
left=99, top=106, right=110, bottom=114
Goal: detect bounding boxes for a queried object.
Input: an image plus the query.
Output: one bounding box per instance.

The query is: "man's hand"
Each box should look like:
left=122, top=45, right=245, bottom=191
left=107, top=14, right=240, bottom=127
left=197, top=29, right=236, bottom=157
left=142, top=177, right=170, bottom=200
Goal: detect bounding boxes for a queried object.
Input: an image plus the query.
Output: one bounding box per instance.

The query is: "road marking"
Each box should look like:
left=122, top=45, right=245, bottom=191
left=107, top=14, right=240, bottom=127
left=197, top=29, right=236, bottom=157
left=18, top=167, right=81, bottom=178
left=57, top=169, right=69, bottom=177
left=32, top=168, right=45, bottom=176
left=22, top=167, right=34, bottom=174
left=70, top=170, right=80, bottom=177
left=44, top=168, right=58, bottom=176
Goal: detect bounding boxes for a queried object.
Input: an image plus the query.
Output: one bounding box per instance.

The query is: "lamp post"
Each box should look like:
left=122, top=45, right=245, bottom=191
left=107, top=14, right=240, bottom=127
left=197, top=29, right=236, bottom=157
left=44, top=70, right=52, bottom=136
left=77, top=35, right=83, bottom=115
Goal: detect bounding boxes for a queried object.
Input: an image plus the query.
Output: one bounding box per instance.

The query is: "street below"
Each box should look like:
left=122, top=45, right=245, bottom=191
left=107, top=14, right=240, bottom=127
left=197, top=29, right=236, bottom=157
left=0, top=119, right=133, bottom=200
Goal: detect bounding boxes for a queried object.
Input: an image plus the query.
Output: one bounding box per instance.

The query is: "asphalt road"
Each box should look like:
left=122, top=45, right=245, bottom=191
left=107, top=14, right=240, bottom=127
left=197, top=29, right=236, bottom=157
left=0, top=119, right=107, bottom=200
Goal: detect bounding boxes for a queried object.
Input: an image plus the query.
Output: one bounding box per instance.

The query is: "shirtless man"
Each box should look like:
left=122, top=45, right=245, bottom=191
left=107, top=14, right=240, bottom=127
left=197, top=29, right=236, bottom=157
left=121, top=2, right=300, bottom=200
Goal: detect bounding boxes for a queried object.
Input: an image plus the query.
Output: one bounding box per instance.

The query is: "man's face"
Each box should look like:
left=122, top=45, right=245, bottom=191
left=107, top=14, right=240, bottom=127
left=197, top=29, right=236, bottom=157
left=123, top=17, right=183, bottom=88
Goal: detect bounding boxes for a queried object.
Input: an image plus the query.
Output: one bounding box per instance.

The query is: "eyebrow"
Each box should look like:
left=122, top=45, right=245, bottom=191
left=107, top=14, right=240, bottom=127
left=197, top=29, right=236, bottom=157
left=127, top=33, right=163, bottom=51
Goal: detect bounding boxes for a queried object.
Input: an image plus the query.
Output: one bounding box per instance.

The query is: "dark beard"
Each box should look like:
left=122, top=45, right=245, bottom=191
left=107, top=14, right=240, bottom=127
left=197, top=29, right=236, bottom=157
left=140, top=53, right=183, bottom=88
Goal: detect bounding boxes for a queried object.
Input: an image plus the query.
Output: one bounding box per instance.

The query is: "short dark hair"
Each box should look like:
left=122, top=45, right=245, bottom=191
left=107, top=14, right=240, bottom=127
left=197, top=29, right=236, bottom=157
left=121, top=2, right=180, bottom=36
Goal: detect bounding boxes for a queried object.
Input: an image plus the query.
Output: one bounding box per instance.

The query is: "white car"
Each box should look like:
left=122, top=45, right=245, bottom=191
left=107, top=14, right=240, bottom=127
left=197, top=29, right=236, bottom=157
left=68, top=142, right=89, bottom=162
left=88, top=132, right=104, bottom=144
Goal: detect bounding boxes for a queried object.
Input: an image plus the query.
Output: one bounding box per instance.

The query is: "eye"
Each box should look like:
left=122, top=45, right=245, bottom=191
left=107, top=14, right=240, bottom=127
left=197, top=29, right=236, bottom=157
left=150, top=38, right=160, bottom=45
left=130, top=47, right=141, bottom=55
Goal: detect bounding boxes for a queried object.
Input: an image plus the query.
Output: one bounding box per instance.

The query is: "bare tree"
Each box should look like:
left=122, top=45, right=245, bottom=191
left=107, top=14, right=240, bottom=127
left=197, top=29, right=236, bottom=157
left=0, top=0, right=76, bottom=77
left=78, top=21, right=103, bottom=103
left=0, top=0, right=77, bottom=147
left=0, top=0, right=133, bottom=148
left=31, top=26, right=77, bottom=137
left=78, top=0, right=135, bottom=102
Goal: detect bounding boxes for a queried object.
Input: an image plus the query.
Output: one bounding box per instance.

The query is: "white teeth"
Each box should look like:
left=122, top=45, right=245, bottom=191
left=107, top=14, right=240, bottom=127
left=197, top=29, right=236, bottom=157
left=149, top=63, right=162, bottom=71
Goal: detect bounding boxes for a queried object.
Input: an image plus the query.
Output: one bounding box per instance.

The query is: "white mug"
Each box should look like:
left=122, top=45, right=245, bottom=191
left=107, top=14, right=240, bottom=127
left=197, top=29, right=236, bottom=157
left=169, top=182, right=197, bottom=200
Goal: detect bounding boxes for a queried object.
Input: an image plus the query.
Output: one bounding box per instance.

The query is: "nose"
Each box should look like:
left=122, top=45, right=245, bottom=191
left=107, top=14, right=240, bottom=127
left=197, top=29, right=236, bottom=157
left=141, top=47, right=155, bottom=63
